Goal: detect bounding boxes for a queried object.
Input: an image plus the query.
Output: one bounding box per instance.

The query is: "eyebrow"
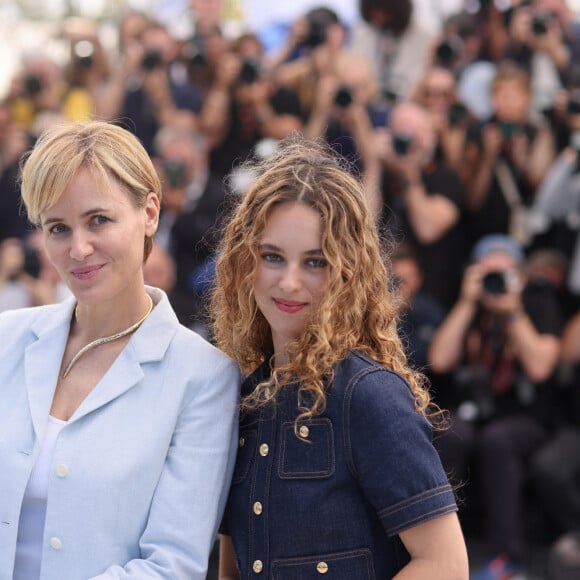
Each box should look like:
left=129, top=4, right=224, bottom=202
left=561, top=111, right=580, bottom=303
left=42, top=207, right=110, bottom=226
left=258, top=243, right=324, bottom=255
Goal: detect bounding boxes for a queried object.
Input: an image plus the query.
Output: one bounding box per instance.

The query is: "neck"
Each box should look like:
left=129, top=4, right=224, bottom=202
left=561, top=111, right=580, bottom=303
left=74, top=292, right=153, bottom=340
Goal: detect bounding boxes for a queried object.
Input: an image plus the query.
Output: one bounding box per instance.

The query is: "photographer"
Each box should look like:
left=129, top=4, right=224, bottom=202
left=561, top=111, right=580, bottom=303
left=529, top=88, right=580, bottom=297
left=412, top=65, right=475, bottom=172
left=152, top=124, right=227, bottom=329
left=428, top=233, right=563, bottom=579
left=504, top=0, right=574, bottom=112
left=371, top=101, right=466, bottom=310
left=303, top=51, right=384, bottom=175
left=199, top=33, right=303, bottom=180
left=109, top=20, right=202, bottom=154
left=463, top=61, right=555, bottom=248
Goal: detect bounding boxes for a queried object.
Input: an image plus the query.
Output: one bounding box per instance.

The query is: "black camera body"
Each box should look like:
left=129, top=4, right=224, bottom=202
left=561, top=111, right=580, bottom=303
left=482, top=270, right=509, bottom=294
left=163, top=160, right=188, bottom=188
left=24, top=74, right=43, bottom=97
left=392, top=133, right=414, bottom=156
left=448, top=102, right=468, bottom=126
left=239, top=58, right=260, bottom=84
left=304, top=18, right=327, bottom=48
left=435, top=36, right=463, bottom=66
left=531, top=12, right=551, bottom=35
left=499, top=121, right=518, bottom=139
left=567, top=94, right=580, bottom=115
left=142, top=49, right=163, bottom=71
left=334, top=86, right=353, bottom=108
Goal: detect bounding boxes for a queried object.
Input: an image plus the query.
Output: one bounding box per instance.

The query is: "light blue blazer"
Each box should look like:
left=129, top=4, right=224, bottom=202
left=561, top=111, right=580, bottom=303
left=0, top=287, right=240, bottom=579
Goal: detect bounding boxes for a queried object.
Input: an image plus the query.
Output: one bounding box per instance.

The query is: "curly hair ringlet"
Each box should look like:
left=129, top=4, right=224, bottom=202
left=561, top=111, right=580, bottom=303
left=210, top=135, right=442, bottom=430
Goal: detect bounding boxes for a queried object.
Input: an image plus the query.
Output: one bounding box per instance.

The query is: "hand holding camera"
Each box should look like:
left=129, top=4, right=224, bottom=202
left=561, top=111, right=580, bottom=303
left=480, top=267, right=523, bottom=316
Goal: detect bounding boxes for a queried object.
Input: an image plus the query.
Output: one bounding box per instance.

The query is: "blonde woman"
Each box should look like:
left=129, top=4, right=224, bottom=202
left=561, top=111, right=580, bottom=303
left=0, top=120, right=239, bottom=579
left=212, top=138, right=468, bottom=579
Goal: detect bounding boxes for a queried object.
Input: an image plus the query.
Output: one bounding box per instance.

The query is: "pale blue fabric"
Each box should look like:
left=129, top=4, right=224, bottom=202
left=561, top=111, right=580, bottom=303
left=0, top=287, right=240, bottom=579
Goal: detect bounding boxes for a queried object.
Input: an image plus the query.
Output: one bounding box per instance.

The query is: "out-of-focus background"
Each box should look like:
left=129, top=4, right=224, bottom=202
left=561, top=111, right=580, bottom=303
left=4, top=2, right=580, bottom=579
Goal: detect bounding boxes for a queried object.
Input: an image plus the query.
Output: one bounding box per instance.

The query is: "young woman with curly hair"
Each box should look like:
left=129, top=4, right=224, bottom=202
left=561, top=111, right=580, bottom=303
left=212, top=137, right=468, bottom=579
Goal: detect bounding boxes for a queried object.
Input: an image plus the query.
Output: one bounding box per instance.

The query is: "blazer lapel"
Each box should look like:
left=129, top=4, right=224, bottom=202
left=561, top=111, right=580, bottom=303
left=68, top=291, right=179, bottom=423
left=25, top=299, right=75, bottom=442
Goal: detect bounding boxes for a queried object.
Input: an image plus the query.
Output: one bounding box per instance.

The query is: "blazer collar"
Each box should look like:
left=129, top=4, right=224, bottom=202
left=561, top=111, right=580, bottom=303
left=25, top=287, right=180, bottom=431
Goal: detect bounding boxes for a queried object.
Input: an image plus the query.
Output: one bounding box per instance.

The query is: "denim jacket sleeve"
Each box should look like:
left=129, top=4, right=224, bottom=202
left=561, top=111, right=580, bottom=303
left=343, top=365, right=457, bottom=537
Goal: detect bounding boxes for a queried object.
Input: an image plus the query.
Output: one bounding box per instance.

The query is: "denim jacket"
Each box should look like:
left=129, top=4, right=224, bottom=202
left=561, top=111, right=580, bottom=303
left=222, top=351, right=457, bottom=579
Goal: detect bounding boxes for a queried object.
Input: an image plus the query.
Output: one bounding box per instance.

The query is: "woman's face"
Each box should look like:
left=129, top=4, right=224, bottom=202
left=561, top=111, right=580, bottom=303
left=253, top=201, right=330, bottom=360
left=492, top=78, right=530, bottom=122
left=40, top=167, right=159, bottom=307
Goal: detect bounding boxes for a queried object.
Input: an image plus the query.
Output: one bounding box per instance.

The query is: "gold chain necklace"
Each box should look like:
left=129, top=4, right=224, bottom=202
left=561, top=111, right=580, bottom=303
left=62, top=294, right=154, bottom=379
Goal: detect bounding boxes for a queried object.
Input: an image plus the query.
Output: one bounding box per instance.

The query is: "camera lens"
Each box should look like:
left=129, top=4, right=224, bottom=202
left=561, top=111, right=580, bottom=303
left=24, top=74, right=43, bottom=97
left=142, top=49, right=163, bottom=71
left=239, top=59, right=260, bottom=84
left=334, top=86, right=353, bottom=108
left=392, top=133, right=413, bottom=156
left=482, top=271, right=507, bottom=294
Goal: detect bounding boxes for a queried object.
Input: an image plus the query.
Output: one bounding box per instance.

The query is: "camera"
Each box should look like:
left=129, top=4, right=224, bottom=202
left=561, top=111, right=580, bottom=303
left=448, top=102, right=468, bottom=126
left=141, top=49, right=163, bottom=71
left=499, top=121, right=518, bottom=139
left=567, top=94, right=580, bottom=115
left=482, top=270, right=509, bottom=294
left=392, top=133, right=414, bottom=156
left=304, top=17, right=327, bottom=48
left=334, top=86, right=353, bottom=108
left=163, top=160, right=188, bottom=188
left=238, top=58, right=260, bottom=85
left=435, top=36, right=463, bottom=67
left=24, top=74, right=43, bottom=97
left=73, top=40, right=95, bottom=69
left=531, top=12, right=551, bottom=35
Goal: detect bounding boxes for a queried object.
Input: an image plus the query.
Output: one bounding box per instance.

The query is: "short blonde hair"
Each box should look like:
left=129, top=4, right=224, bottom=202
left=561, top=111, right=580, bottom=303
left=20, top=120, right=162, bottom=259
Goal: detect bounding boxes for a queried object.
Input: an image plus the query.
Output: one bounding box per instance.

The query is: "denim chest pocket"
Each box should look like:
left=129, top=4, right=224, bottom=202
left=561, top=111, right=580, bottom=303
left=278, top=418, right=335, bottom=479
left=272, top=548, right=375, bottom=579
left=231, top=429, right=257, bottom=485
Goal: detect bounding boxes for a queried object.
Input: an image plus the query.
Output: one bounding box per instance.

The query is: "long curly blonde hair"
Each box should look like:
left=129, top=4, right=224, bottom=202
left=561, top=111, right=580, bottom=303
left=211, top=137, right=434, bottom=422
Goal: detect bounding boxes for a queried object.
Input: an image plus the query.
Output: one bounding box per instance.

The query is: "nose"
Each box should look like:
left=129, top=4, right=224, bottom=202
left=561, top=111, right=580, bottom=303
left=278, top=263, right=302, bottom=294
left=69, top=229, right=94, bottom=261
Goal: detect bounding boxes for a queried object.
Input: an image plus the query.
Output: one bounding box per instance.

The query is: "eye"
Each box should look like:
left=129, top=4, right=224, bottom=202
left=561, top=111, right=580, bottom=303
left=306, top=257, right=327, bottom=268
left=91, top=215, right=110, bottom=226
left=261, top=252, right=283, bottom=263
left=48, top=223, right=68, bottom=235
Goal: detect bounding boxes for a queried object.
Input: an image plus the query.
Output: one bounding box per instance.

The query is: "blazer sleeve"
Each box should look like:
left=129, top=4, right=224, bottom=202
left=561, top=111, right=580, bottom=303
left=89, top=354, right=240, bottom=579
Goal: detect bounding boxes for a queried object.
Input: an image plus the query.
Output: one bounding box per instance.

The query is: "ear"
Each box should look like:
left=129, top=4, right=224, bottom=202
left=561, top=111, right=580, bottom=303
left=144, top=192, right=160, bottom=237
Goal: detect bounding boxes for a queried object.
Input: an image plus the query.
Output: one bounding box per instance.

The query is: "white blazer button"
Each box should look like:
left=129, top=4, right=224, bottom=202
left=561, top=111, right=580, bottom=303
left=259, top=443, right=269, bottom=457
left=316, top=561, right=329, bottom=574
left=55, top=464, right=69, bottom=477
left=252, top=560, right=263, bottom=573
left=50, top=537, right=63, bottom=550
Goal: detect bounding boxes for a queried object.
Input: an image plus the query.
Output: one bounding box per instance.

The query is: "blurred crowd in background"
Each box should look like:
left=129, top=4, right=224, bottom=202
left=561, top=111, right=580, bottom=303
left=2, top=0, right=580, bottom=578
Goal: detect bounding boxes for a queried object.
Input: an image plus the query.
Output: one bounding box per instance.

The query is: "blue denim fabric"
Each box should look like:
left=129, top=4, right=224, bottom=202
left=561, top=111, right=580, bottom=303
left=222, top=352, right=457, bottom=579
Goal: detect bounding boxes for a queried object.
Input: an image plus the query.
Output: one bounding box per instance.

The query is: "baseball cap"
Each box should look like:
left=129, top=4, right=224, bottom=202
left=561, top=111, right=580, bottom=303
left=470, top=234, right=525, bottom=264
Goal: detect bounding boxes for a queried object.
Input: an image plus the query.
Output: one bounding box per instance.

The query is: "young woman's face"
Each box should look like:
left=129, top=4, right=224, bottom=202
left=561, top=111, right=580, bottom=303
left=253, top=201, right=330, bottom=359
left=40, top=167, right=159, bottom=307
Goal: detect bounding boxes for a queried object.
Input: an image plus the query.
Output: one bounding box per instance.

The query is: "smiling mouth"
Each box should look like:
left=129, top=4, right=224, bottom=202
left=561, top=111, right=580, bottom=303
left=274, top=298, right=307, bottom=314
left=71, top=265, right=103, bottom=280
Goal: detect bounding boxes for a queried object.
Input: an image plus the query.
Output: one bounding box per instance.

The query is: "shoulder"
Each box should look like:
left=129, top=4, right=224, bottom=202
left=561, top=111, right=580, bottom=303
left=143, top=288, right=239, bottom=377
left=0, top=301, right=69, bottom=337
left=333, top=352, right=414, bottom=405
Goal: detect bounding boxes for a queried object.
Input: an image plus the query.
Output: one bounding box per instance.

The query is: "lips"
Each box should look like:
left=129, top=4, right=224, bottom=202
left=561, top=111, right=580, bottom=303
left=273, top=298, right=307, bottom=314
left=71, top=264, right=103, bottom=280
